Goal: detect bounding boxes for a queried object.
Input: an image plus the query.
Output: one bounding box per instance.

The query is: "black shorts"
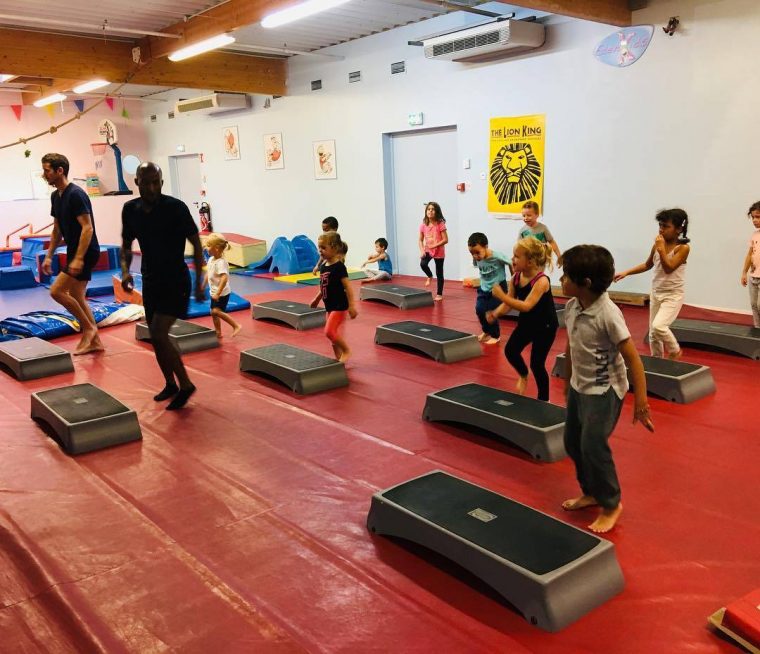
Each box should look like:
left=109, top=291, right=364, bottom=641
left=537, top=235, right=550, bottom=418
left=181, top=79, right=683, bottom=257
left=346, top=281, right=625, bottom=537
left=142, top=273, right=191, bottom=325
left=211, top=294, right=230, bottom=311
left=62, top=248, right=100, bottom=282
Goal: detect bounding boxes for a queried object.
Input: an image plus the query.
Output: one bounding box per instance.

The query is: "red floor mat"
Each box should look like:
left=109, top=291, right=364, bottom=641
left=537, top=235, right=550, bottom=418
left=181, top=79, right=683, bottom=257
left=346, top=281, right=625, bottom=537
left=0, top=276, right=755, bottom=652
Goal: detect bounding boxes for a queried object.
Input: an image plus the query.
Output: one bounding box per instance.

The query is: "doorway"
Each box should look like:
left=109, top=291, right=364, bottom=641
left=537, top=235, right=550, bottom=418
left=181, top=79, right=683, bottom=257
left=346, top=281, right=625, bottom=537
left=168, top=154, right=203, bottom=226
left=383, top=127, right=459, bottom=279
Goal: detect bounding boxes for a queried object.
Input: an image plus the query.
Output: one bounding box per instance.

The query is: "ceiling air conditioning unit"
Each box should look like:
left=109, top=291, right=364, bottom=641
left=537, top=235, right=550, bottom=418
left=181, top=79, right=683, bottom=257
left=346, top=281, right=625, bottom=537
left=175, top=93, right=249, bottom=115
left=423, top=19, right=545, bottom=62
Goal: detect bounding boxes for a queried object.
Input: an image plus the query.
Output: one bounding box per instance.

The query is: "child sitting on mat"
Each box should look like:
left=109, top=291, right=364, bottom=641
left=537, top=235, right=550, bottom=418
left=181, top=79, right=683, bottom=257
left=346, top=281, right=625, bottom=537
left=204, top=233, right=241, bottom=338
left=361, top=237, right=393, bottom=283
left=559, top=244, right=654, bottom=533
left=310, top=231, right=357, bottom=362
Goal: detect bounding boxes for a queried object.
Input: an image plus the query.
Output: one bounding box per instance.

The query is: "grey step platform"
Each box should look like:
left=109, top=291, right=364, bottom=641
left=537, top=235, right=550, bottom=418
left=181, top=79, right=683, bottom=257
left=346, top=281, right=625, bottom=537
left=135, top=319, right=219, bottom=353
left=667, top=318, right=760, bottom=360
left=367, top=470, right=624, bottom=632
left=423, top=383, right=567, bottom=462
left=551, top=353, right=716, bottom=404
left=252, top=300, right=326, bottom=330
left=0, top=337, right=74, bottom=380
left=360, top=284, right=434, bottom=309
left=31, top=383, right=142, bottom=454
left=239, top=343, right=348, bottom=394
left=375, top=321, right=481, bottom=363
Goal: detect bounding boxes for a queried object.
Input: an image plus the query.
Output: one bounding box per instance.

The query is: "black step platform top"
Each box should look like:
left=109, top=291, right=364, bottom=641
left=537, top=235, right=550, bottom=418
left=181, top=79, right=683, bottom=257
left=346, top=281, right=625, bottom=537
left=0, top=338, right=66, bottom=360
left=368, top=284, right=429, bottom=296
left=433, top=383, right=565, bottom=428
left=381, top=321, right=471, bottom=342
left=168, top=321, right=213, bottom=336
left=674, top=319, right=760, bottom=337
left=641, top=355, right=702, bottom=377
left=245, top=344, right=337, bottom=371
left=255, top=300, right=322, bottom=315
left=34, top=384, right=129, bottom=423
left=381, top=472, right=598, bottom=575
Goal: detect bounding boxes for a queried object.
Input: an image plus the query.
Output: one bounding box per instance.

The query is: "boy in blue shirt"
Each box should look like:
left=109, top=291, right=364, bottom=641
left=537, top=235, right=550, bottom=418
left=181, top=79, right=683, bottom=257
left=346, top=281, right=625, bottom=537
left=361, top=237, right=393, bottom=282
left=468, top=232, right=511, bottom=345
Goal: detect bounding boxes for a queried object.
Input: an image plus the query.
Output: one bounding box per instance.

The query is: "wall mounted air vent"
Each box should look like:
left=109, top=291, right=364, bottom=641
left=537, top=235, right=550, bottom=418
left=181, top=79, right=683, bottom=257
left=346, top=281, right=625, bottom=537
left=175, top=93, right=249, bottom=115
left=349, top=71, right=361, bottom=83
left=311, top=80, right=322, bottom=91
left=423, top=19, right=545, bottom=62
left=391, top=61, right=406, bottom=74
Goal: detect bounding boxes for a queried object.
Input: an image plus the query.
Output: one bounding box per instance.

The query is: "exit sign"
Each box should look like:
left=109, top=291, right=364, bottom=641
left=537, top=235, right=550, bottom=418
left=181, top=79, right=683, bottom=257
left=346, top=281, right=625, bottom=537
left=408, top=112, right=423, bottom=126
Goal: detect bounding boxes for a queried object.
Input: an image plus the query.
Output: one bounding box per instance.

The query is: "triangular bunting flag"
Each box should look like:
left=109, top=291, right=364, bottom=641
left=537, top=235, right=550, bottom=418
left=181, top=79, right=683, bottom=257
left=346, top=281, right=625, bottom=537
left=74, top=99, right=85, bottom=112
left=105, top=97, right=114, bottom=111
left=45, top=104, right=55, bottom=118
left=11, top=105, right=22, bottom=121
left=121, top=106, right=129, bottom=119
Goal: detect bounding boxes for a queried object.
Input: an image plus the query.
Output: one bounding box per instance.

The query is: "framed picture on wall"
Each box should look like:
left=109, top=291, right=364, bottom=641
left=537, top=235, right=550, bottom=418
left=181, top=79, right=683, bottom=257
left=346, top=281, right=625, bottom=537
left=313, top=140, right=337, bottom=179
left=264, top=133, right=284, bottom=169
left=223, top=126, right=240, bottom=160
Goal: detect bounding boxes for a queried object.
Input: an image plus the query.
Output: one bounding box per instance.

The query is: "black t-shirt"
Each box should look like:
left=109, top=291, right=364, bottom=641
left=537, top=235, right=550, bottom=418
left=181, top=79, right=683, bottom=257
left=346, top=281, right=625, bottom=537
left=319, top=260, right=349, bottom=312
left=50, top=183, right=100, bottom=258
left=121, top=195, right=198, bottom=281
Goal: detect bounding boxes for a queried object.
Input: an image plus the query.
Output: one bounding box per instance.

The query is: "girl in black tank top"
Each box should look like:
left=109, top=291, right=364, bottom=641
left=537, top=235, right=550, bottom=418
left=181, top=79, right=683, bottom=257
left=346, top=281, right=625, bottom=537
left=487, top=237, right=558, bottom=400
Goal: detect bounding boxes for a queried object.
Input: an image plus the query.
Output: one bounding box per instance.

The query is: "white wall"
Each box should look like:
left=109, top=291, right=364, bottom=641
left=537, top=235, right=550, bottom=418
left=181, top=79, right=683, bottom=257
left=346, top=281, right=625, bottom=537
left=0, top=101, right=148, bottom=245
left=144, top=0, right=760, bottom=313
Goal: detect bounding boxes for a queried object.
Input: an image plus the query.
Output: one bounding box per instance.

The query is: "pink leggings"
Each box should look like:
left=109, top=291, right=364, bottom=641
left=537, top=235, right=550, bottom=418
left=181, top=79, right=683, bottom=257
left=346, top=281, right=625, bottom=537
left=325, top=310, right=347, bottom=341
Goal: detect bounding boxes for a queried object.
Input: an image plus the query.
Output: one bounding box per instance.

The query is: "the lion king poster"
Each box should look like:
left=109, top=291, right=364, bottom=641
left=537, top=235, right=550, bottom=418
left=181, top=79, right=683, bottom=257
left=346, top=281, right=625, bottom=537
left=488, top=114, right=545, bottom=214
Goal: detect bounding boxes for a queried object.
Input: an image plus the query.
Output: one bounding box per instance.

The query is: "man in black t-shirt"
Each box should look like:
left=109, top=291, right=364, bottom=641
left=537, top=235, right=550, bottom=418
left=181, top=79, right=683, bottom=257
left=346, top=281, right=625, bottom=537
left=121, top=162, right=205, bottom=410
left=41, top=153, right=104, bottom=355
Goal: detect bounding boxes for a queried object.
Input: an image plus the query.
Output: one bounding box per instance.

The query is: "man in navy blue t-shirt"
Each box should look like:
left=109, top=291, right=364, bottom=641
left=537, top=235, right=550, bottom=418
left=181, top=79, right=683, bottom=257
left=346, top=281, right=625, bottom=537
left=41, top=153, right=104, bottom=355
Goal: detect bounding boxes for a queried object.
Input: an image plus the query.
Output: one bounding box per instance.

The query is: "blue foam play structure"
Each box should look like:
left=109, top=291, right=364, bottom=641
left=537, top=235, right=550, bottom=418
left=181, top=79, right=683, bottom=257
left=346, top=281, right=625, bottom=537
left=0, top=266, right=37, bottom=290
left=112, top=271, right=251, bottom=317
left=236, top=235, right=319, bottom=275
left=0, top=301, right=136, bottom=341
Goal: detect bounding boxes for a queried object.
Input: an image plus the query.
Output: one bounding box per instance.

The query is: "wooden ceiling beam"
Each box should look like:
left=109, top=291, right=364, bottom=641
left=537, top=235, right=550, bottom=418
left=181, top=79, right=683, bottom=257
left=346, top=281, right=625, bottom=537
left=145, top=0, right=302, bottom=59
left=0, top=28, right=286, bottom=95
left=22, top=79, right=81, bottom=106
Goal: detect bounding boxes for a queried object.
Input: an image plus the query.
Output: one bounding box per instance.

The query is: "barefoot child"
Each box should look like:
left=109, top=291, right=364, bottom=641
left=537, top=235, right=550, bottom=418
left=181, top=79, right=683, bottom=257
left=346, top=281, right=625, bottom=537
left=740, top=201, right=760, bottom=327
left=310, top=231, right=357, bottom=362
left=361, top=237, right=393, bottom=283
left=204, top=233, right=241, bottom=338
left=560, top=245, right=654, bottom=533
left=487, top=237, right=557, bottom=399
left=467, top=232, right=511, bottom=346
left=614, top=208, right=690, bottom=359
left=419, top=202, right=448, bottom=301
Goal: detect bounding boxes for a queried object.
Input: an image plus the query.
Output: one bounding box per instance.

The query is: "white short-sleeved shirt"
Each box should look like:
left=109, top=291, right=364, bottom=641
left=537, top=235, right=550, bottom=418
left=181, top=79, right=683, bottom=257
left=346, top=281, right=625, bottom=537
left=207, top=256, right=231, bottom=297
left=564, top=293, right=631, bottom=399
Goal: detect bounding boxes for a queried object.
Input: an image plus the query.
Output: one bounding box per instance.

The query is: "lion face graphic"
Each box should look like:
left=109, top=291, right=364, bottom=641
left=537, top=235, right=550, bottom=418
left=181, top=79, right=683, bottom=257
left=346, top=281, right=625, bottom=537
left=489, top=143, right=542, bottom=206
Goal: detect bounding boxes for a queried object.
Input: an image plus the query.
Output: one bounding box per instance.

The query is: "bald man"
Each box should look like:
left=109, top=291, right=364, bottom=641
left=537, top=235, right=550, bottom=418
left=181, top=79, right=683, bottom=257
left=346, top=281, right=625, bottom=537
left=120, top=163, right=204, bottom=410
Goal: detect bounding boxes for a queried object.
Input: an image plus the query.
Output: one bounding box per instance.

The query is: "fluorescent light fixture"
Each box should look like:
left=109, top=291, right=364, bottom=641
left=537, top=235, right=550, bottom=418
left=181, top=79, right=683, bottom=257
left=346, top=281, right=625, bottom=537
left=168, top=34, right=235, bottom=62
left=262, top=0, right=352, bottom=28
left=73, top=80, right=110, bottom=94
left=0, top=74, right=17, bottom=83
left=33, top=93, right=67, bottom=107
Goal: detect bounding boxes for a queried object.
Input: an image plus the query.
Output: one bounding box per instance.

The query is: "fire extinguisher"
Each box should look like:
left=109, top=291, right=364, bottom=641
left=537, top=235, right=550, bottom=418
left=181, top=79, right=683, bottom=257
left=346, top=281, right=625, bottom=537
left=198, top=202, right=213, bottom=233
